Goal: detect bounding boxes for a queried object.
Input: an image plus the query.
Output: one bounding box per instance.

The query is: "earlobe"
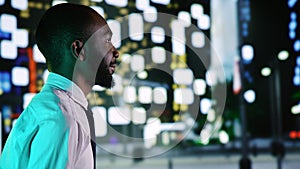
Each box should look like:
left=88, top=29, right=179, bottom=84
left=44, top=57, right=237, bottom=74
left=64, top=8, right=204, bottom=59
left=71, top=40, right=85, bottom=61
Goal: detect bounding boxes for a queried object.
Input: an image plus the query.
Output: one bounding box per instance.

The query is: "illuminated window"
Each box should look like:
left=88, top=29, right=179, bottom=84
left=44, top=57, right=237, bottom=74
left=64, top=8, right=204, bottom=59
left=107, top=20, right=121, bottom=48
left=293, top=75, right=300, bottom=86
left=278, top=50, right=289, bottom=60
left=289, top=31, right=296, bottom=39
left=294, top=40, right=300, bottom=52
left=136, top=0, right=149, bottom=10
left=108, top=106, right=130, bottom=125
left=90, top=6, right=105, bottom=18
left=132, top=107, right=146, bottom=124
left=12, top=29, right=28, bottom=48
left=1, top=40, right=17, bottom=59
left=174, top=88, right=194, bottom=105
left=295, top=67, right=300, bottom=75
left=193, top=79, right=206, bottom=95
left=52, top=0, right=68, bottom=6
left=241, top=44, right=254, bottom=63
left=191, top=4, right=203, bottom=19
left=129, top=13, right=144, bottom=41
left=23, top=93, right=36, bottom=109
left=200, top=128, right=210, bottom=145
left=33, top=44, right=46, bottom=63
left=151, top=27, right=165, bottom=44
left=243, top=89, right=256, bottom=103
left=12, top=67, right=29, bottom=86
left=178, top=11, right=191, bottom=27
left=151, top=46, right=166, bottom=64
left=290, top=12, right=296, bottom=20
left=205, top=70, right=217, bottom=86
left=191, top=31, right=205, bottom=48
left=219, top=130, right=229, bottom=144
left=143, top=6, right=157, bottom=23
left=138, top=86, right=152, bottom=104
left=151, top=0, right=170, bottom=5
left=121, top=53, right=131, bottom=64
left=160, top=122, right=185, bottom=131
left=0, top=14, right=17, bottom=32
left=153, top=87, right=167, bottom=104
left=43, top=69, right=49, bottom=83
left=0, top=72, right=11, bottom=93
left=92, top=85, right=106, bottom=92
left=197, top=15, right=210, bottom=30
left=137, top=71, right=148, bottom=79
left=207, top=109, right=216, bottom=122
left=171, top=20, right=186, bottom=55
left=11, top=0, right=28, bottom=10
left=161, top=132, right=170, bottom=145
left=289, top=20, right=297, bottom=30
left=172, top=40, right=186, bottom=55
left=111, top=74, right=123, bottom=93
left=91, top=0, right=103, bottom=2
left=291, top=104, right=300, bottom=114
left=105, top=0, right=128, bottom=7
left=173, top=68, right=194, bottom=85
left=144, top=123, right=157, bottom=148
left=123, top=86, right=136, bottom=103
left=130, top=54, right=145, bottom=72
left=0, top=0, right=4, bottom=5
left=200, top=98, right=211, bottom=114
left=92, top=106, right=107, bottom=137
left=261, top=67, right=272, bottom=77
left=144, top=117, right=161, bottom=148
left=288, top=0, right=298, bottom=8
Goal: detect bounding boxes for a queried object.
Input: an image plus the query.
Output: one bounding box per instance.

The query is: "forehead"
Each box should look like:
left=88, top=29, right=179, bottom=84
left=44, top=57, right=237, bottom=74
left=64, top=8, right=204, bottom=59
left=92, top=24, right=112, bottom=38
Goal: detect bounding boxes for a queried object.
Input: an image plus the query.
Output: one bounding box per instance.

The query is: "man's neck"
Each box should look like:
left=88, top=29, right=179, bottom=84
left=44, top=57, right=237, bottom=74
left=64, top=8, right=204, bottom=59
left=73, top=74, right=93, bottom=96
left=53, top=69, right=92, bottom=97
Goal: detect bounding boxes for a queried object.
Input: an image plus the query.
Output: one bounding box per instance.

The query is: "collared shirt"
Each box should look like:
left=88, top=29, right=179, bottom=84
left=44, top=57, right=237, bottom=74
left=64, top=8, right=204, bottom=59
left=0, top=72, right=93, bottom=169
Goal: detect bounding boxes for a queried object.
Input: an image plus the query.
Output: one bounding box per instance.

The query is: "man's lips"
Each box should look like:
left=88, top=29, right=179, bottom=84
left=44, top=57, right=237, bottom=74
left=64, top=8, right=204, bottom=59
left=109, top=63, right=117, bottom=73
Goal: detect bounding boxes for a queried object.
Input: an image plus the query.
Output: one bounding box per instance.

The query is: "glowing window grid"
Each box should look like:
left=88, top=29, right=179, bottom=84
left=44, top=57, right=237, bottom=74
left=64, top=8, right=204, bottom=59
left=0, top=1, right=213, bottom=143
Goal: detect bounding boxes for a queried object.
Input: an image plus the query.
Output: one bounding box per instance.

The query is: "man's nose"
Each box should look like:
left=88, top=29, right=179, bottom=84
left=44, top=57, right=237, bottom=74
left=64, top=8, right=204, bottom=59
left=113, top=46, right=119, bottom=58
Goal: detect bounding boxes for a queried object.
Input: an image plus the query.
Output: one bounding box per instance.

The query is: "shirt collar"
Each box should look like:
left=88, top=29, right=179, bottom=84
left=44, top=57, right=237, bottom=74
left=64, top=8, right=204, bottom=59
left=44, top=72, right=88, bottom=110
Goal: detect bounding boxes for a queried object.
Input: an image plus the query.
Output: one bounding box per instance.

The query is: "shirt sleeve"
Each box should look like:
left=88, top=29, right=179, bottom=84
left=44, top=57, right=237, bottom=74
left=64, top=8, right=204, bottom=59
left=26, top=119, right=69, bottom=169
left=0, top=118, right=69, bottom=169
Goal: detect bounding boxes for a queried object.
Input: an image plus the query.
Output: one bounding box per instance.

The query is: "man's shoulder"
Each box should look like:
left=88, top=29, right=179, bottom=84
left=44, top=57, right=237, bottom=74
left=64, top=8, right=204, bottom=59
left=25, top=88, right=67, bottom=122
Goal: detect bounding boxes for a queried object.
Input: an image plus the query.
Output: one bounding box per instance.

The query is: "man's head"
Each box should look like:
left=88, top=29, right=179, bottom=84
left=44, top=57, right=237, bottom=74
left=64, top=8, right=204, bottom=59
left=35, top=3, right=119, bottom=89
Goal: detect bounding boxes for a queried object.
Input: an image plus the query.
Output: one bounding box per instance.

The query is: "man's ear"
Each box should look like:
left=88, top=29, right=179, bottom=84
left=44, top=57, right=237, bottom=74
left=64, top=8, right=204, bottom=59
left=71, top=40, right=85, bottom=61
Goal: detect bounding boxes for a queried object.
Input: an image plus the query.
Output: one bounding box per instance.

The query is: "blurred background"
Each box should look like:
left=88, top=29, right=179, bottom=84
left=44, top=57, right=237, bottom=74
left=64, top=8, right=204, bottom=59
left=0, top=0, right=300, bottom=168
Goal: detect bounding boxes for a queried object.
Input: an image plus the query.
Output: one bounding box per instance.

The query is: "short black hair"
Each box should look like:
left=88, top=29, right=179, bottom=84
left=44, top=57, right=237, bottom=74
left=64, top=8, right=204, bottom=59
left=35, top=3, right=102, bottom=71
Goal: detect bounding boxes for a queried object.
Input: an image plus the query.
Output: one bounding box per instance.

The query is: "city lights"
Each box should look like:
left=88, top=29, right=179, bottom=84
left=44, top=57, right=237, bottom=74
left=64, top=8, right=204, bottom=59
left=108, top=106, right=130, bottom=125
left=92, top=106, right=107, bottom=137
left=151, top=27, right=165, bottom=44
left=11, top=0, right=28, bottom=11
left=241, top=44, right=254, bottom=63
left=11, top=67, right=29, bottom=86
left=173, top=68, right=194, bottom=85
left=151, top=46, right=166, bottom=64
left=130, top=54, right=145, bottom=72
left=261, top=67, right=272, bottom=77
left=128, top=13, right=144, bottom=41
left=243, top=89, right=256, bottom=103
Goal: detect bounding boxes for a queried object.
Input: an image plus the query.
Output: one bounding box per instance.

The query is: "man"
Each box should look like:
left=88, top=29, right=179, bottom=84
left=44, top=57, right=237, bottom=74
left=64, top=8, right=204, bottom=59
left=0, top=3, right=119, bottom=169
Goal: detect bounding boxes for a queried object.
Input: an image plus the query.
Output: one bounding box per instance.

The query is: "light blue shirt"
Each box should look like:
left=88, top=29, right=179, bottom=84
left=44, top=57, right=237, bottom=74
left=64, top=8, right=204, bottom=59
left=0, top=72, right=93, bottom=169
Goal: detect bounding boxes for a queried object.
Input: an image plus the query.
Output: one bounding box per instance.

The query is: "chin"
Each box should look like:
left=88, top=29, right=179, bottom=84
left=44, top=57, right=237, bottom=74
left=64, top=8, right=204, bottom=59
left=95, top=75, right=114, bottom=89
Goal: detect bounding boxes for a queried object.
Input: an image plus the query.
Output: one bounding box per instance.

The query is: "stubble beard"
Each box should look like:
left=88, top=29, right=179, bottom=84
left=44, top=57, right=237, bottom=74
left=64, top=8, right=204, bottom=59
left=94, top=62, right=115, bottom=88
